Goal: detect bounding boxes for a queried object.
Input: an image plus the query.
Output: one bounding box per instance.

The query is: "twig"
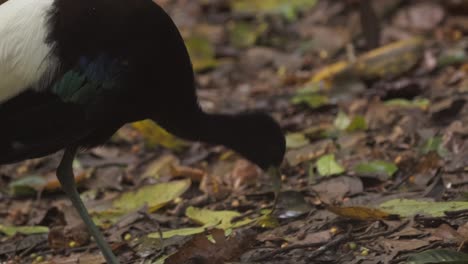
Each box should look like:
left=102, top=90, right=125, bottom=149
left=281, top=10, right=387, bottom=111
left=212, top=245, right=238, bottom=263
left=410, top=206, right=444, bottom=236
left=390, top=241, right=456, bottom=264
left=253, top=226, right=352, bottom=262
left=139, top=208, right=164, bottom=246
left=252, top=241, right=325, bottom=262
left=356, top=220, right=409, bottom=241
left=307, top=226, right=353, bottom=260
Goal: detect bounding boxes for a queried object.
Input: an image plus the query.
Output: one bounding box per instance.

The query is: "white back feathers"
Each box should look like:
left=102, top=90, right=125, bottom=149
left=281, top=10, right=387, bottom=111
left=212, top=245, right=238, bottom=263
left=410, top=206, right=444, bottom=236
left=0, top=0, right=58, bottom=103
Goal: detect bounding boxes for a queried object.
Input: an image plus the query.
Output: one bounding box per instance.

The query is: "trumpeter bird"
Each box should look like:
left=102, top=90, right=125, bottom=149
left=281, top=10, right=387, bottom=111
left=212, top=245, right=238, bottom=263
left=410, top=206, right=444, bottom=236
left=0, top=0, right=286, bottom=263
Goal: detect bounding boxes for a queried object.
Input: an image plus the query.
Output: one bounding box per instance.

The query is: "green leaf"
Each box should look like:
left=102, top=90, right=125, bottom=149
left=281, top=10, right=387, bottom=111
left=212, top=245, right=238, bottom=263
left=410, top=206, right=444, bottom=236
left=152, top=255, right=169, bottom=264
left=333, top=112, right=367, bottom=132
left=256, top=214, right=280, bottom=228
left=384, top=98, right=430, bottom=109
left=380, top=199, right=468, bottom=217
left=407, top=249, right=468, bottom=264
left=334, top=111, right=351, bottom=131
left=421, top=136, right=450, bottom=158
left=291, top=93, right=329, bottom=109
left=231, top=0, right=317, bottom=21
left=354, top=160, right=398, bottom=178
left=346, top=115, right=367, bottom=132
left=8, top=176, right=46, bottom=196
left=0, top=225, right=49, bottom=237
left=285, top=132, right=310, bottom=149
left=316, top=154, right=345, bottom=177
left=437, top=48, right=467, bottom=68
left=229, top=21, right=268, bottom=48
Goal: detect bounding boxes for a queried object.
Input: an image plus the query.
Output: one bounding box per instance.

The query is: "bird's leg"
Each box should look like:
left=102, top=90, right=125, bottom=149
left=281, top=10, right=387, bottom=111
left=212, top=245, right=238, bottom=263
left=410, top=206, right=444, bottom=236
left=57, top=146, right=119, bottom=264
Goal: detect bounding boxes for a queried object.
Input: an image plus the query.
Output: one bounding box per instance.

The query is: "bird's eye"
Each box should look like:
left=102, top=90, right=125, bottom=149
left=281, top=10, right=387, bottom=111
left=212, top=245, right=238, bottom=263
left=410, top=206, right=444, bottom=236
left=86, top=6, right=97, bottom=16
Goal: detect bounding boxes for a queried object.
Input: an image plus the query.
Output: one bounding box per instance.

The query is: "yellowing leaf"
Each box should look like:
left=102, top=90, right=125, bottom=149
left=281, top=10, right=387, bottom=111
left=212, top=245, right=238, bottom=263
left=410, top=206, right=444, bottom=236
left=150, top=207, right=254, bottom=239
left=113, top=179, right=191, bottom=213
left=309, top=61, right=350, bottom=87
left=142, top=155, right=179, bottom=180
left=156, top=227, right=208, bottom=239
left=132, top=120, right=187, bottom=150
left=354, top=37, right=424, bottom=79
left=306, top=37, right=424, bottom=88
left=92, top=180, right=191, bottom=227
left=186, top=206, right=252, bottom=230
left=326, top=205, right=393, bottom=221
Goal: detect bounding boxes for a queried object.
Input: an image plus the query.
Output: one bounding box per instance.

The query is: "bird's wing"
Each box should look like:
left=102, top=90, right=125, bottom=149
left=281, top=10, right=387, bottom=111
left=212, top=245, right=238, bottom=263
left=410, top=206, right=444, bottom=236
left=0, top=0, right=58, bottom=103
left=0, top=55, right=127, bottom=164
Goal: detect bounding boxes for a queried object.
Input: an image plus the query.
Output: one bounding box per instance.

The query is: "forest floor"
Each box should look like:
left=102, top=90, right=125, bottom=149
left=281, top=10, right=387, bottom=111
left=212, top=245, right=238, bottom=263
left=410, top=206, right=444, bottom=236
left=1, top=0, right=468, bottom=263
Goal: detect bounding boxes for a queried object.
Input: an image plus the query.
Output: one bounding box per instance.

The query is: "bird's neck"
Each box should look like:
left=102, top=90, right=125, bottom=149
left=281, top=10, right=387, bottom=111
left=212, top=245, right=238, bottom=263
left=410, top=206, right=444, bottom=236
left=155, top=110, right=242, bottom=149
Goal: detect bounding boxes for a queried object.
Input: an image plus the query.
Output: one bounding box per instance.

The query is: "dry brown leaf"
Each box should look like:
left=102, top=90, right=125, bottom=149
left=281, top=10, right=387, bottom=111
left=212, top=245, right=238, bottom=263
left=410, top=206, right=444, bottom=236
left=170, top=164, right=206, bottom=182
left=312, top=176, right=364, bottom=204
left=286, top=230, right=332, bottom=245
left=165, top=228, right=255, bottom=264
left=44, top=171, right=89, bottom=192
left=381, top=238, right=430, bottom=252
left=228, top=159, right=261, bottom=191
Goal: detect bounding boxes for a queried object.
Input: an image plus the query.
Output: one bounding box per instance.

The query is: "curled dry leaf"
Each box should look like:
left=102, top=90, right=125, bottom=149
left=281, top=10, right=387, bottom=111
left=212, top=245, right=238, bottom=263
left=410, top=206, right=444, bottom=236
left=326, top=205, right=395, bottom=221
left=312, top=176, right=363, bottom=204
left=170, top=164, right=205, bottom=182
left=165, top=228, right=256, bottom=264
left=285, top=139, right=335, bottom=166
left=200, top=173, right=231, bottom=200
left=228, top=159, right=262, bottom=191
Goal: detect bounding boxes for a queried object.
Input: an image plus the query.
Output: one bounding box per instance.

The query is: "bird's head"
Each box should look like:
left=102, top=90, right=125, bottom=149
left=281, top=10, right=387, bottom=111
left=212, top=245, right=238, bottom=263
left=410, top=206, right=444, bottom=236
left=157, top=110, right=286, bottom=173
left=223, top=112, right=286, bottom=171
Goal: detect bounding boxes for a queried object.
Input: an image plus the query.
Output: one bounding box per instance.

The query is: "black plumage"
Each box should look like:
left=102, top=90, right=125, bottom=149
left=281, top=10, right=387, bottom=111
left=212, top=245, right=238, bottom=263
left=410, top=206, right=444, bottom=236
left=0, top=0, right=285, bottom=263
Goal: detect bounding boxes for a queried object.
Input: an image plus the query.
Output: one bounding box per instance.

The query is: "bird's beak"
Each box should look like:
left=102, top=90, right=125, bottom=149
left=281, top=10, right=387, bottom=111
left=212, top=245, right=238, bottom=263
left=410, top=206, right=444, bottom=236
left=267, top=166, right=282, bottom=212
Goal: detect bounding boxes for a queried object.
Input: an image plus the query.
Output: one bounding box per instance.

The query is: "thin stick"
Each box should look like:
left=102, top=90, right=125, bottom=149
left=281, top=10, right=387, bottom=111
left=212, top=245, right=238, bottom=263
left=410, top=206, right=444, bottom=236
left=356, top=220, right=409, bottom=241
left=253, top=227, right=352, bottom=262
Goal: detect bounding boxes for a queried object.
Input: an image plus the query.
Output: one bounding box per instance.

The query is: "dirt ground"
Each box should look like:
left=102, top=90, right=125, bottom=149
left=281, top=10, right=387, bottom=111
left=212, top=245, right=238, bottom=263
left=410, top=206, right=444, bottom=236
left=1, top=0, right=468, bottom=263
